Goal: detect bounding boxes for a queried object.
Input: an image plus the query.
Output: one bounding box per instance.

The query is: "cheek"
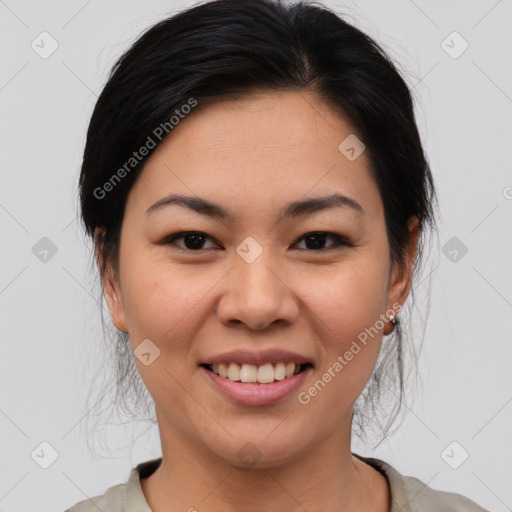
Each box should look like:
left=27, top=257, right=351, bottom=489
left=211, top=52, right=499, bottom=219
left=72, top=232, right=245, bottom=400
left=120, top=259, right=217, bottom=350
left=298, top=260, right=389, bottom=392
left=302, top=259, right=389, bottom=337
left=119, top=263, right=211, bottom=410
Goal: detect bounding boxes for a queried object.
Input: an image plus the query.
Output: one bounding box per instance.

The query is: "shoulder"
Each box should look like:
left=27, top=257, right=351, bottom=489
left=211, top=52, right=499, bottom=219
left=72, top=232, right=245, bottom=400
left=63, top=455, right=490, bottom=512
left=63, top=481, right=127, bottom=512
left=62, top=458, right=161, bottom=512
left=354, top=454, right=489, bottom=512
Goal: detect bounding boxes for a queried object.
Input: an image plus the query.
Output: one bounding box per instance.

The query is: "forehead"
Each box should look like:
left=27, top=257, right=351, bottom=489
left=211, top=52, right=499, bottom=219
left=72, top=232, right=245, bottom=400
left=161, top=90, right=359, bottom=161
left=126, top=90, right=383, bottom=222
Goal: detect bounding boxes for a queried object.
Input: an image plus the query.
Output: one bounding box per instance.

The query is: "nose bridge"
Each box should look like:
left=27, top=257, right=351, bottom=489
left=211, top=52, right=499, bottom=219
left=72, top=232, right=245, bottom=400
left=234, top=243, right=282, bottom=309
left=216, top=239, right=297, bottom=330
left=237, top=254, right=279, bottom=302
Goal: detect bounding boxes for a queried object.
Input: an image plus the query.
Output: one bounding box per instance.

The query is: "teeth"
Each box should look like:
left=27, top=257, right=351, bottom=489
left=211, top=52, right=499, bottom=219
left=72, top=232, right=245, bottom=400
left=240, top=363, right=257, bottom=383
left=227, top=363, right=240, bottom=381
left=257, top=363, right=274, bottom=384
left=208, top=362, right=309, bottom=383
left=274, top=362, right=286, bottom=380
left=219, top=363, right=228, bottom=378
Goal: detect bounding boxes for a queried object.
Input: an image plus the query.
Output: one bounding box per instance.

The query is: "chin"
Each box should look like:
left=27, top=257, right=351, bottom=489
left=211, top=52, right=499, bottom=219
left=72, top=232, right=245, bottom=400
left=203, top=428, right=313, bottom=470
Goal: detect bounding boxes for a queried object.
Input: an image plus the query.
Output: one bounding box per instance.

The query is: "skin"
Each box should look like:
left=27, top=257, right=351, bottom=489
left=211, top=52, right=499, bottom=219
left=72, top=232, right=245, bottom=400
left=97, top=90, right=419, bottom=512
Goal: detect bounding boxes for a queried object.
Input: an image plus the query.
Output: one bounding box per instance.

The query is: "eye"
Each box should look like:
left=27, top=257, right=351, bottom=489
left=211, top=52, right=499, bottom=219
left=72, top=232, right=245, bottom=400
left=160, top=230, right=353, bottom=252
left=162, top=231, right=219, bottom=251
left=294, top=231, right=353, bottom=251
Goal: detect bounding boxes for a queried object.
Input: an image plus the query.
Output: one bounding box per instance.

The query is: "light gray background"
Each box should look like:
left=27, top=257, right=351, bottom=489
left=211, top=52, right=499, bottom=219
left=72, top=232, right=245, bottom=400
left=1, top=1, right=511, bottom=511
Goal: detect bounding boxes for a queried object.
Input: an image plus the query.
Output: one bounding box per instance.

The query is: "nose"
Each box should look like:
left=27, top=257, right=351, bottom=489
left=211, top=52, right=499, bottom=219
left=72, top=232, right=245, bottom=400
left=216, top=254, right=299, bottom=331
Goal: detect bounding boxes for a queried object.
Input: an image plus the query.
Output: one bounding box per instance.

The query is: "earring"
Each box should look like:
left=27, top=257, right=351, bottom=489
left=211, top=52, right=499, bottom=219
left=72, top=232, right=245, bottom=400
left=389, top=314, right=397, bottom=325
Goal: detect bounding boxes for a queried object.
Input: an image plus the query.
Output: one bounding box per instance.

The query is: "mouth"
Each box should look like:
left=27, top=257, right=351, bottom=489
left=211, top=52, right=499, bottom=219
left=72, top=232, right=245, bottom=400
left=200, top=360, right=314, bottom=406
left=200, top=362, right=314, bottom=385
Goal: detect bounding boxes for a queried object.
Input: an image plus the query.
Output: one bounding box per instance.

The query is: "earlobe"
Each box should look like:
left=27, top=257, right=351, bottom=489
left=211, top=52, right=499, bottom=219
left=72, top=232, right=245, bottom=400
left=94, top=227, right=128, bottom=333
left=383, top=312, right=398, bottom=336
left=385, top=216, right=421, bottom=332
left=103, top=273, right=128, bottom=332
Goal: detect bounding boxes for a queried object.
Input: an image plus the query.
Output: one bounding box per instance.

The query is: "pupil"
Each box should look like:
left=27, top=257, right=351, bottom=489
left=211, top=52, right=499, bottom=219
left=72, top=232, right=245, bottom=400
left=184, top=233, right=205, bottom=250
left=305, top=233, right=326, bottom=250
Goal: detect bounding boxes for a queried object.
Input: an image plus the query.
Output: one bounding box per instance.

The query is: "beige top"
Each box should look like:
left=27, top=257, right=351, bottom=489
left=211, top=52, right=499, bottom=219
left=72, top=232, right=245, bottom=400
left=64, top=454, right=489, bottom=511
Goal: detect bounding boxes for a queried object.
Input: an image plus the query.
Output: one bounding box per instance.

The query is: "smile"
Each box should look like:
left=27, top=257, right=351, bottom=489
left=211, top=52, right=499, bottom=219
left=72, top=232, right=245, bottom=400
left=200, top=362, right=313, bottom=406
left=201, top=362, right=313, bottom=384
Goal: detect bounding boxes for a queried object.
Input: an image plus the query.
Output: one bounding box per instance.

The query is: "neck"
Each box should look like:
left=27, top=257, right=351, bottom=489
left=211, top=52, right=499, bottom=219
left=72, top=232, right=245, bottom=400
left=141, top=418, right=390, bottom=512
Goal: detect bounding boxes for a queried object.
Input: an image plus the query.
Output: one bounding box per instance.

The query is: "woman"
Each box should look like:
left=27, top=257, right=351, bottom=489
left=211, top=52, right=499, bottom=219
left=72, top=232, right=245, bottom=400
left=65, top=0, right=488, bottom=510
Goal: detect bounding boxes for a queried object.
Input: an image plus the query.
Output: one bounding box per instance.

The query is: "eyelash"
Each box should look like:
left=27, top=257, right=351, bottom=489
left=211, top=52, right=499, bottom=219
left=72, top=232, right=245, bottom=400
left=161, top=231, right=354, bottom=252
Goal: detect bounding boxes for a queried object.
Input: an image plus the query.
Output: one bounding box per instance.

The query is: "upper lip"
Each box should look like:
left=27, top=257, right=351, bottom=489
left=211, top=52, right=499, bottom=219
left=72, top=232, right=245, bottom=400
left=202, top=349, right=313, bottom=366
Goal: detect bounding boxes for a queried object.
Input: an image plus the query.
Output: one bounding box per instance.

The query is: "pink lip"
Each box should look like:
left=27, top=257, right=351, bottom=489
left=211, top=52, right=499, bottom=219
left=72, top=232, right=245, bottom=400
left=203, top=348, right=312, bottom=366
left=201, top=365, right=312, bottom=406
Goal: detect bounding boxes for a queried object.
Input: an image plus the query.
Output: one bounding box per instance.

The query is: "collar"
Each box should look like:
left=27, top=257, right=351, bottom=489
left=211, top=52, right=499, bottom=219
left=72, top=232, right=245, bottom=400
left=125, top=454, right=411, bottom=512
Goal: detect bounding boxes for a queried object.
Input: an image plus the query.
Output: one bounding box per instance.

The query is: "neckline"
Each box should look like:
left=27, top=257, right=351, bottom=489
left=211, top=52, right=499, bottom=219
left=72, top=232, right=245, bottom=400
left=351, top=453, right=411, bottom=512
left=133, top=453, right=410, bottom=512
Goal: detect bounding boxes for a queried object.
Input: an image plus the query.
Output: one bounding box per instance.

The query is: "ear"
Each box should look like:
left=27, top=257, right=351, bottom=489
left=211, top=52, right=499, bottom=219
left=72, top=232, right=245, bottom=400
left=383, top=216, right=420, bottom=334
left=94, top=227, right=128, bottom=333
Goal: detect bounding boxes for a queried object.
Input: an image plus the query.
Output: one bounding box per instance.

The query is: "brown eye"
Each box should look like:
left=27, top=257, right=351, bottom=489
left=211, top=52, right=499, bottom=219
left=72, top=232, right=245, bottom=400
left=162, top=231, right=219, bottom=251
left=160, top=231, right=353, bottom=253
left=295, top=232, right=352, bottom=251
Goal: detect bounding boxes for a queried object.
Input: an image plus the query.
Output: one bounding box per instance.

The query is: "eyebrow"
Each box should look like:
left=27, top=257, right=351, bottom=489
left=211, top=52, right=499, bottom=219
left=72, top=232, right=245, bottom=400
left=145, top=192, right=364, bottom=220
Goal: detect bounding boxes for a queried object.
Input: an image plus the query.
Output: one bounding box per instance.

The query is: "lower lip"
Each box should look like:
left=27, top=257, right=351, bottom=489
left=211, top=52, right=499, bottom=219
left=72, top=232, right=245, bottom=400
left=201, top=366, right=312, bottom=406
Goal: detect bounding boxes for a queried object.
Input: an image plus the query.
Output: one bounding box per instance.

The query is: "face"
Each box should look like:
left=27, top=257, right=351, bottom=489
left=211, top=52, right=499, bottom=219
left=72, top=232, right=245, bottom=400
left=99, top=90, right=418, bottom=468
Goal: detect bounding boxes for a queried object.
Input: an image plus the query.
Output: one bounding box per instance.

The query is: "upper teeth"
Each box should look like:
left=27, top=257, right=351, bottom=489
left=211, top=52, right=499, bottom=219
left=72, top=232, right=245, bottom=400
left=211, top=362, right=301, bottom=383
